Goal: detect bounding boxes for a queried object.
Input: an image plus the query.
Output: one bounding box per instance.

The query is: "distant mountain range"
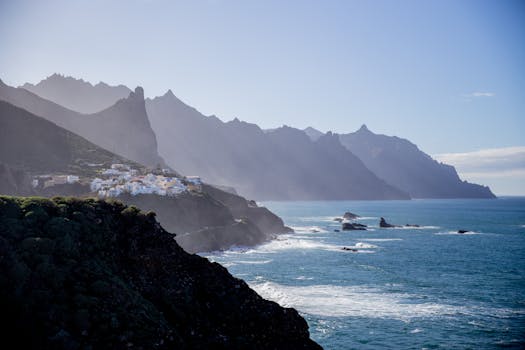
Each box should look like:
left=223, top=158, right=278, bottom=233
left=0, top=79, right=163, bottom=167
left=22, top=73, right=132, bottom=114
left=337, top=125, right=495, bottom=198
left=0, top=74, right=496, bottom=200
left=145, top=92, right=408, bottom=200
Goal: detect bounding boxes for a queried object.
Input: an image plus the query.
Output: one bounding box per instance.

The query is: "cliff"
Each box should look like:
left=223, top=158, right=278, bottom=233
left=0, top=196, right=322, bottom=349
left=338, top=125, right=496, bottom=198
left=117, top=189, right=291, bottom=253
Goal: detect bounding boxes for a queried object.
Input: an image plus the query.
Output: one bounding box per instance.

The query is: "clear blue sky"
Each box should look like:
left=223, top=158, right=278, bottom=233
left=1, top=0, right=524, bottom=155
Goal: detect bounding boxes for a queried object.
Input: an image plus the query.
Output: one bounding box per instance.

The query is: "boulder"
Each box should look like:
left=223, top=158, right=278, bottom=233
left=343, top=212, right=360, bottom=220
left=379, top=217, right=398, bottom=228
left=342, top=222, right=367, bottom=231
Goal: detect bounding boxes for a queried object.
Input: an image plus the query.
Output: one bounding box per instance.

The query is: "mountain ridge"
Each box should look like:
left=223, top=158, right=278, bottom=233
left=0, top=79, right=163, bottom=167
left=145, top=91, right=409, bottom=200
left=338, top=126, right=495, bottom=198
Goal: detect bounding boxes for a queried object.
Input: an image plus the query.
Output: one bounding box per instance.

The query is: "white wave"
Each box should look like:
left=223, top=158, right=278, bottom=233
left=296, top=216, right=341, bottom=223
left=250, top=282, right=474, bottom=320
left=342, top=242, right=378, bottom=250
left=291, top=225, right=329, bottom=233
left=295, top=276, right=315, bottom=280
left=390, top=225, right=440, bottom=230
left=434, top=231, right=482, bottom=235
left=236, top=259, right=273, bottom=265
left=410, top=328, right=424, bottom=334
left=358, top=238, right=403, bottom=242
left=220, top=262, right=237, bottom=268
left=354, top=242, right=378, bottom=249
left=256, top=237, right=343, bottom=253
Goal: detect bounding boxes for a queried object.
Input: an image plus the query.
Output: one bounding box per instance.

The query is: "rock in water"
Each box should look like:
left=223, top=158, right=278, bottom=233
left=343, top=211, right=360, bottom=220
left=0, top=196, right=322, bottom=350
left=379, top=217, right=398, bottom=228
left=458, top=230, right=469, bottom=234
left=342, top=222, right=367, bottom=231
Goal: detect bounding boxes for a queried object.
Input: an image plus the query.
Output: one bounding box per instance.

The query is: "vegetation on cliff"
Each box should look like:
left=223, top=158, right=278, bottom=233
left=0, top=196, right=321, bottom=349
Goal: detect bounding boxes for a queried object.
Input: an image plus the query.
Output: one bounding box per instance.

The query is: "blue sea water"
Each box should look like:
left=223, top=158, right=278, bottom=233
left=203, top=198, right=525, bottom=349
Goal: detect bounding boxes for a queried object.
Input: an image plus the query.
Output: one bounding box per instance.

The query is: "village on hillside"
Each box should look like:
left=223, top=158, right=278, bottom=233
left=32, top=163, right=202, bottom=198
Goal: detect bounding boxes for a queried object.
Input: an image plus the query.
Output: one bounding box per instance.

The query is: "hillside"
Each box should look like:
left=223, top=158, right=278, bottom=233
left=0, top=79, right=163, bottom=167
left=145, top=91, right=409, bottom=200
left=118, top=190, right=291, bottom=253
left=0, top=99, right=290, bottom=252
left=338, top=125, right=495, bottom=198
left=0, top=196, right=322, bottom=349
left=0, top=100, right=134, bottom=175
left=22, top=73, right=131, bottom=114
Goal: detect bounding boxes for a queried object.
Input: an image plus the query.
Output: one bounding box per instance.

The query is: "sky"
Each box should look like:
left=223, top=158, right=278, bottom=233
left=0, top=0, right=524, bottom=194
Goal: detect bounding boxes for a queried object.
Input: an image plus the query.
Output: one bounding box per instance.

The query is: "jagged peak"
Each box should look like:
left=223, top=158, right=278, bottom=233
left=357, top=124, right=371, bottom=133
left=131, top=86, right=144, bottom=99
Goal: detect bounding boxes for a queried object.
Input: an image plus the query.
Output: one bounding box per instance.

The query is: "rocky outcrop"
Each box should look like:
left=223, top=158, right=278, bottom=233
left=116, top=191, right=288, bottom=253
left=342, top=222, right=367, bottom=231
left=0, top=196, right=322, bottom=349
left=343, top=212, right=360, bottom=220
left=202, top=184, right=292, bottom=236
left=379, top=217, right=398, bottom=228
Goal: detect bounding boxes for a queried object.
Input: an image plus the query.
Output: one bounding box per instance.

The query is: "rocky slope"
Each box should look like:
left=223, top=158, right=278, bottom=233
left=338, top=125, right=495, bottom=198
left=0, top=80, right=163, bottom=167
left=145, top=92, right=409, bottom=200
left=118, top=190, right=291, bottom=253
left=0, top=196, right=321, bottom=349
left=22, top=73, right=131, bottom=114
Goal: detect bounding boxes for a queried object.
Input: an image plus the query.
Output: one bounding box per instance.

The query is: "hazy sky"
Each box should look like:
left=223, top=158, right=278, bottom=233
left=1, top=0, right=524, bottom=193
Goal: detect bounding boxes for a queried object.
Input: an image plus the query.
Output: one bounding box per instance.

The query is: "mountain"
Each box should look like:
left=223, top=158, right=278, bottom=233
left=145, top=92, right=409, bottom=200
left=0, top=99, right=290, bottom=251
left=0, top=196, right=321, bottom=349
left=303, top=126, right=324, bottom=141
left=338, top=125, right=496, bottom=198
left=0, top=79, right=163, bottom=167
left=21, top=73, right=131, bottom=114
left=0, top=100, right=132, bottom=175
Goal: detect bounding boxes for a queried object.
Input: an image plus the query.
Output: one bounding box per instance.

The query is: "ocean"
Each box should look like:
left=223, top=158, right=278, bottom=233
left=203, top=197, right=525, bottom=349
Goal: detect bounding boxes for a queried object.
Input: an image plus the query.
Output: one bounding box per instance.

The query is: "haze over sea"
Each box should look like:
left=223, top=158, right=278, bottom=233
left=204, top=197, right=525, bottom=349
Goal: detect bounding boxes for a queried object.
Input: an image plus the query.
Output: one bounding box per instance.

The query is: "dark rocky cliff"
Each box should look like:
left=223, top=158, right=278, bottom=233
left=0, top=196, right=322, bottom=350
left=117, top=189, right=291, bottom=253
